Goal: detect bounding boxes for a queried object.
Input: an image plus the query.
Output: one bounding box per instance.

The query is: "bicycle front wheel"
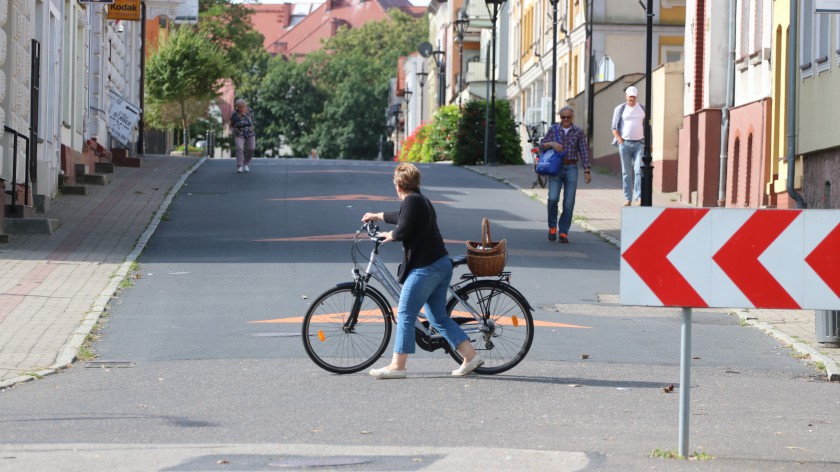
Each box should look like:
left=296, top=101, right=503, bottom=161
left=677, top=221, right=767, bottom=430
left=302, top=286, right=392, bottom=374
left=446, top=280, right=534, bottom=375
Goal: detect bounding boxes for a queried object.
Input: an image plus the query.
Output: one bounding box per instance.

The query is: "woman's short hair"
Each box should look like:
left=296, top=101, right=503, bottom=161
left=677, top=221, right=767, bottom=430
left=393, top=163, right=421, bottom=193
left=235, top=99, right=247, bottom=108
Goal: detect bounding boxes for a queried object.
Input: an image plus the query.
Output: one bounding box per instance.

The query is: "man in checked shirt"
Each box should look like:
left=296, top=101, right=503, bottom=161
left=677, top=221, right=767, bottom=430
left=539, top=106, right=592, bottom=244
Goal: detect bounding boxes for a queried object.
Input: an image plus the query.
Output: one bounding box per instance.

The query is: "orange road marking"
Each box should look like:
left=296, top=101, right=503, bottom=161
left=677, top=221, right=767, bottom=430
left=267, top=194, right=452, bottom=204
left=249, top=314, right=591, bottom=329
left=255, top=234, right=466, bottom=243
left=288, top=170, right=393, bottom=175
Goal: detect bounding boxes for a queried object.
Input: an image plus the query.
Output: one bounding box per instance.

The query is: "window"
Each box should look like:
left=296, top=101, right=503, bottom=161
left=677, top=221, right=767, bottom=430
left=740, top=0, right=750, bottom=57
left=816, top=10, right=830, bottom=73
left=754, top=0, right=763, bottom=54
left=800, top=0, right=814, bottom=77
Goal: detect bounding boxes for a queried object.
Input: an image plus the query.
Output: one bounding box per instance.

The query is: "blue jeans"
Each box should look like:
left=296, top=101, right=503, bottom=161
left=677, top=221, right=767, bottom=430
left=394, top=255, right=468, bottom=354
left=619, top=140, right=644, bottom=202
left=547, top=164, right=579, bottom=235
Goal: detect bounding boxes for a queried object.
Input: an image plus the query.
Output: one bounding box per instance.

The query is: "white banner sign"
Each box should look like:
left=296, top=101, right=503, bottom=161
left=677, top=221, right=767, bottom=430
left=146, top=0, right=198, bottom=23
left=174, top=0, right=199, bottom=24
left=817, top=0, right=840, bottom=12
left=107, top=90, right=142, bottom=146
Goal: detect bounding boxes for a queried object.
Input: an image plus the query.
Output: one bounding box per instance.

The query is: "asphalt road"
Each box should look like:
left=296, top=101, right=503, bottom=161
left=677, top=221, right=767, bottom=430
left=1, top=159, right=838, bottom=471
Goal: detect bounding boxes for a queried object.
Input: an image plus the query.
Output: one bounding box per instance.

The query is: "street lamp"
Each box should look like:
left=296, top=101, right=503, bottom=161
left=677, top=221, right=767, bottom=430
left=549, top=0, right=559, bottom=125
left=404, top=89, right=412, bottom=138
left=454, top=10, right=470, bottom=108
left=432, top=49, right=446, bottom=107
left=484, top=0, right=507, bottom=164
left=393, top=108, right=403, bottom=160
left=641, top=0, right=653, bottom=207
left=416, top=69, right=429, bottom=123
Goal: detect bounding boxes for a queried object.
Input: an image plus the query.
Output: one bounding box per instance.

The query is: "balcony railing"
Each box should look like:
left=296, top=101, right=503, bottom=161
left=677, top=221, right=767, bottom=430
left=465, top=2, right=492, bottom=28
left=465, top=60, right=494, bottom=83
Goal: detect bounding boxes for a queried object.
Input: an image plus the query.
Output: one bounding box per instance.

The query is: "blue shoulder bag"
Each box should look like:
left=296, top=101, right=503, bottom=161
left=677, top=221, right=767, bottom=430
left=536, top=147, right=565, bottom=176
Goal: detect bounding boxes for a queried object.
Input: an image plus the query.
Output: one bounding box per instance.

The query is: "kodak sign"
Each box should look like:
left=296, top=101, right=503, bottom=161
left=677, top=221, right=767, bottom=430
left=108, top=0, right=141, bottom=21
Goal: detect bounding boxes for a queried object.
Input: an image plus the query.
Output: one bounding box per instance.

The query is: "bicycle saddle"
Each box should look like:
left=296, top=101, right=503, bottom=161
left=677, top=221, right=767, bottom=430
left=450, top=255, right=468, bottom=267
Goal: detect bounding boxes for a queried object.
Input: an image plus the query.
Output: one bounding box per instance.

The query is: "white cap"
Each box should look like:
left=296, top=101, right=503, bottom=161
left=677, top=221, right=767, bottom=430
left=625, top=86, right=638, bottom=97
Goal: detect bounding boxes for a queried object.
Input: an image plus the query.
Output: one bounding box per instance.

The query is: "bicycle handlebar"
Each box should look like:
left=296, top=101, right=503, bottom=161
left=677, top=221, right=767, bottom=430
left=359, top=221, right=385, bottom=241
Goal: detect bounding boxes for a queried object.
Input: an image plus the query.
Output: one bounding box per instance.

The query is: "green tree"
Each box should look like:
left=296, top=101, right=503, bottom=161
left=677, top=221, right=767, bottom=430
left=454, top=99, right=523, bottom=166
left=145, top=28, right=229, bottom=148
left=255, top=56, right=326, bottom=156
left=422, top=105, right=460, bottom=162
left=304, top=10, right=428, bottom=159
left=198, top=0, right=265, bottom=88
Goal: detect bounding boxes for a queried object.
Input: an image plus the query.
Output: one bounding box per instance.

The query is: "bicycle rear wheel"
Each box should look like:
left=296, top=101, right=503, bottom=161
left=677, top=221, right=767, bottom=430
left=446, top=280, right=534, bottom=375
left=302, top=286, right=392, bottom=374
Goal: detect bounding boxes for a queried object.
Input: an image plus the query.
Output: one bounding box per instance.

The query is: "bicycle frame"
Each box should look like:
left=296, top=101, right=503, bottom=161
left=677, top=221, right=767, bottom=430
left=358, top=238, right=489, bottom=343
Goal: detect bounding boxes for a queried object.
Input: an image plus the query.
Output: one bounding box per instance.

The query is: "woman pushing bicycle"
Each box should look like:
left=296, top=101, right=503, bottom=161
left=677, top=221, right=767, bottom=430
left=361, top=163, right=484, bottom=379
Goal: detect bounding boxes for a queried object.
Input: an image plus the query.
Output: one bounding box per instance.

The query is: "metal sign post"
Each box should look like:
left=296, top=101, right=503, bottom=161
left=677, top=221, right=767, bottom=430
left=678, top=307, right=692, bottom=457
left=621, top=207, right=840, bottom=456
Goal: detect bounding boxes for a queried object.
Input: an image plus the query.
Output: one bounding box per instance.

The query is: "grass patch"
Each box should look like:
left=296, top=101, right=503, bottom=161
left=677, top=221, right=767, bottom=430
left=129, top=261, right=140, bottom=272
left=650, top=449, right=714, bottom=461
left=77, top=313, right=109, bottom=361
left=572, top=214, right=589, bottom=224
left=118, top=277, right=134, bottom=289
left=815, top=361, right=826, bottom=372
left=161, top=211, right=171, bottom=222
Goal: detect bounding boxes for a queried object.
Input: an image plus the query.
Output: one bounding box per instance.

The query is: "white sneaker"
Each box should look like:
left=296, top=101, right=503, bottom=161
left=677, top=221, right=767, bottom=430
left=452, top=355, right=484, bottom=377
left=237, top=166, right=243, bottom=173
left=369, top=367, right=406, bottom=379
left=244, top=165, right=250, bottom=173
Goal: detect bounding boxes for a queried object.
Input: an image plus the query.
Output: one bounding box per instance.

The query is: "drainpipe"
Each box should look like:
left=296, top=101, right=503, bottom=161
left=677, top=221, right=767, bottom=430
left=786, top=0, right=806, bottom=208
left=717, top=0, right=736, bottom=207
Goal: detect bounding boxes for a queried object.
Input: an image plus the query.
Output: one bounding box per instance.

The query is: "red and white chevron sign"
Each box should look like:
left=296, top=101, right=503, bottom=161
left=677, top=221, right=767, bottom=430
left=620, top=208, right=840, bottom=309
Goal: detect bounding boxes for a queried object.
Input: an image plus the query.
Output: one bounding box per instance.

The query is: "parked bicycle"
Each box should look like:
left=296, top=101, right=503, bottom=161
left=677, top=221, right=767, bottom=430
left=302, top=222, right=535, bottom=375
left=525, top=121, right=548, bottom=188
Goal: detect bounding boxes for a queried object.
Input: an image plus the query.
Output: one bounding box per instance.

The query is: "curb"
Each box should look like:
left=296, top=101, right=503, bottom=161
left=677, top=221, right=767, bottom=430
left=0, top=157, right=207, bottom=391
left=734, top=309, right=840, bottom=382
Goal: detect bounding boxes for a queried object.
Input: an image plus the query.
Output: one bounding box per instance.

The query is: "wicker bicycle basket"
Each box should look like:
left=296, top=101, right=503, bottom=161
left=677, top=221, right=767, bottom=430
left=465, top=218, right=508, bottom=276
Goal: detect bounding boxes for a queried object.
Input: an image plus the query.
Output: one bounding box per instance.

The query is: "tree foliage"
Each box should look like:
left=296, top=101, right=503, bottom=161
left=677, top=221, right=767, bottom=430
left=255, top=57, right=325, bottom=156
left=298, top=10, right=428, bottom=159
left=145, top=27, right=229, bottom=146
left=197, top=0, right=265, bottom=88
left=454, top=99, right=523, bottom=166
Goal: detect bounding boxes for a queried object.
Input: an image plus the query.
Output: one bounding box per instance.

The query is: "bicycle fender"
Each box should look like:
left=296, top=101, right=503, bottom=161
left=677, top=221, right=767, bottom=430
left=334, top=282, right=396, bottom=322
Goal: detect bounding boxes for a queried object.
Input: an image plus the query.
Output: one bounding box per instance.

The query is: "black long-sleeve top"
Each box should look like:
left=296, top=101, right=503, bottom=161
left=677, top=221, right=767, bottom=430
left=383, top=192, right=448, bottom=284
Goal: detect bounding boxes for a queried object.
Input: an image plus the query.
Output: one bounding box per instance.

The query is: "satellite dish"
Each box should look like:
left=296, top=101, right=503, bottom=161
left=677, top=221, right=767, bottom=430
left=418, top=42, right=433, bottom=58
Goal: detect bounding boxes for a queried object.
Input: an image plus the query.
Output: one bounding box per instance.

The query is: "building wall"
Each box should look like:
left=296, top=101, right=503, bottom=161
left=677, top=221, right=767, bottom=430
left=726, top=98, right=770, bottom=208
left=651, top=61, right=683, bottom=192
left=803, top=148, right=840, bottom=209
left=768, top=0, right=793, bottom=207
left=0, top=0, right=33, bottom=204
left=678, top=108, right=720, bottom=206
left=798, top=6, right=840, bottom=210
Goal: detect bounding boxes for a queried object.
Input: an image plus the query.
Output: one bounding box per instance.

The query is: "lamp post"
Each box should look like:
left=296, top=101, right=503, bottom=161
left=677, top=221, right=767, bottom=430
left=484, top=0, right=506, bottom=164
left=433, top=49, right=446, bottom=107
left=404, top=89, right=413, bottom=137
left=393, top=108, right=403, bottom=160
left=454, top=10, right=470, bottom=108
left=640, top=0, right=653, bottom=207
left=549, top=0, right=559, bottom=125
left=416, top=69, right=429, bottom=123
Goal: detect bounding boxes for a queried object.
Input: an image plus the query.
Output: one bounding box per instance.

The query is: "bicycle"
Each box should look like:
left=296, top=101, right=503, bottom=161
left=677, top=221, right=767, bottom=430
left=302, top=222, right=535, bottom=375
left=525, top=121, right=548, bottom=189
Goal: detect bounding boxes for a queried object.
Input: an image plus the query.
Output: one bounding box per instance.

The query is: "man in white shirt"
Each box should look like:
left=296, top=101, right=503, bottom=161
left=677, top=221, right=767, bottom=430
left=611, top=86, right=646, bottom=206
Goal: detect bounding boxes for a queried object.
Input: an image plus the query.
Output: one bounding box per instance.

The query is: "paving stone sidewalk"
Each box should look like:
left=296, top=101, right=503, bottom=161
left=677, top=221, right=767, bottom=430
left=0, top=155, right=202, bottom=389
left=466, top=164, right=840, bottom=382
